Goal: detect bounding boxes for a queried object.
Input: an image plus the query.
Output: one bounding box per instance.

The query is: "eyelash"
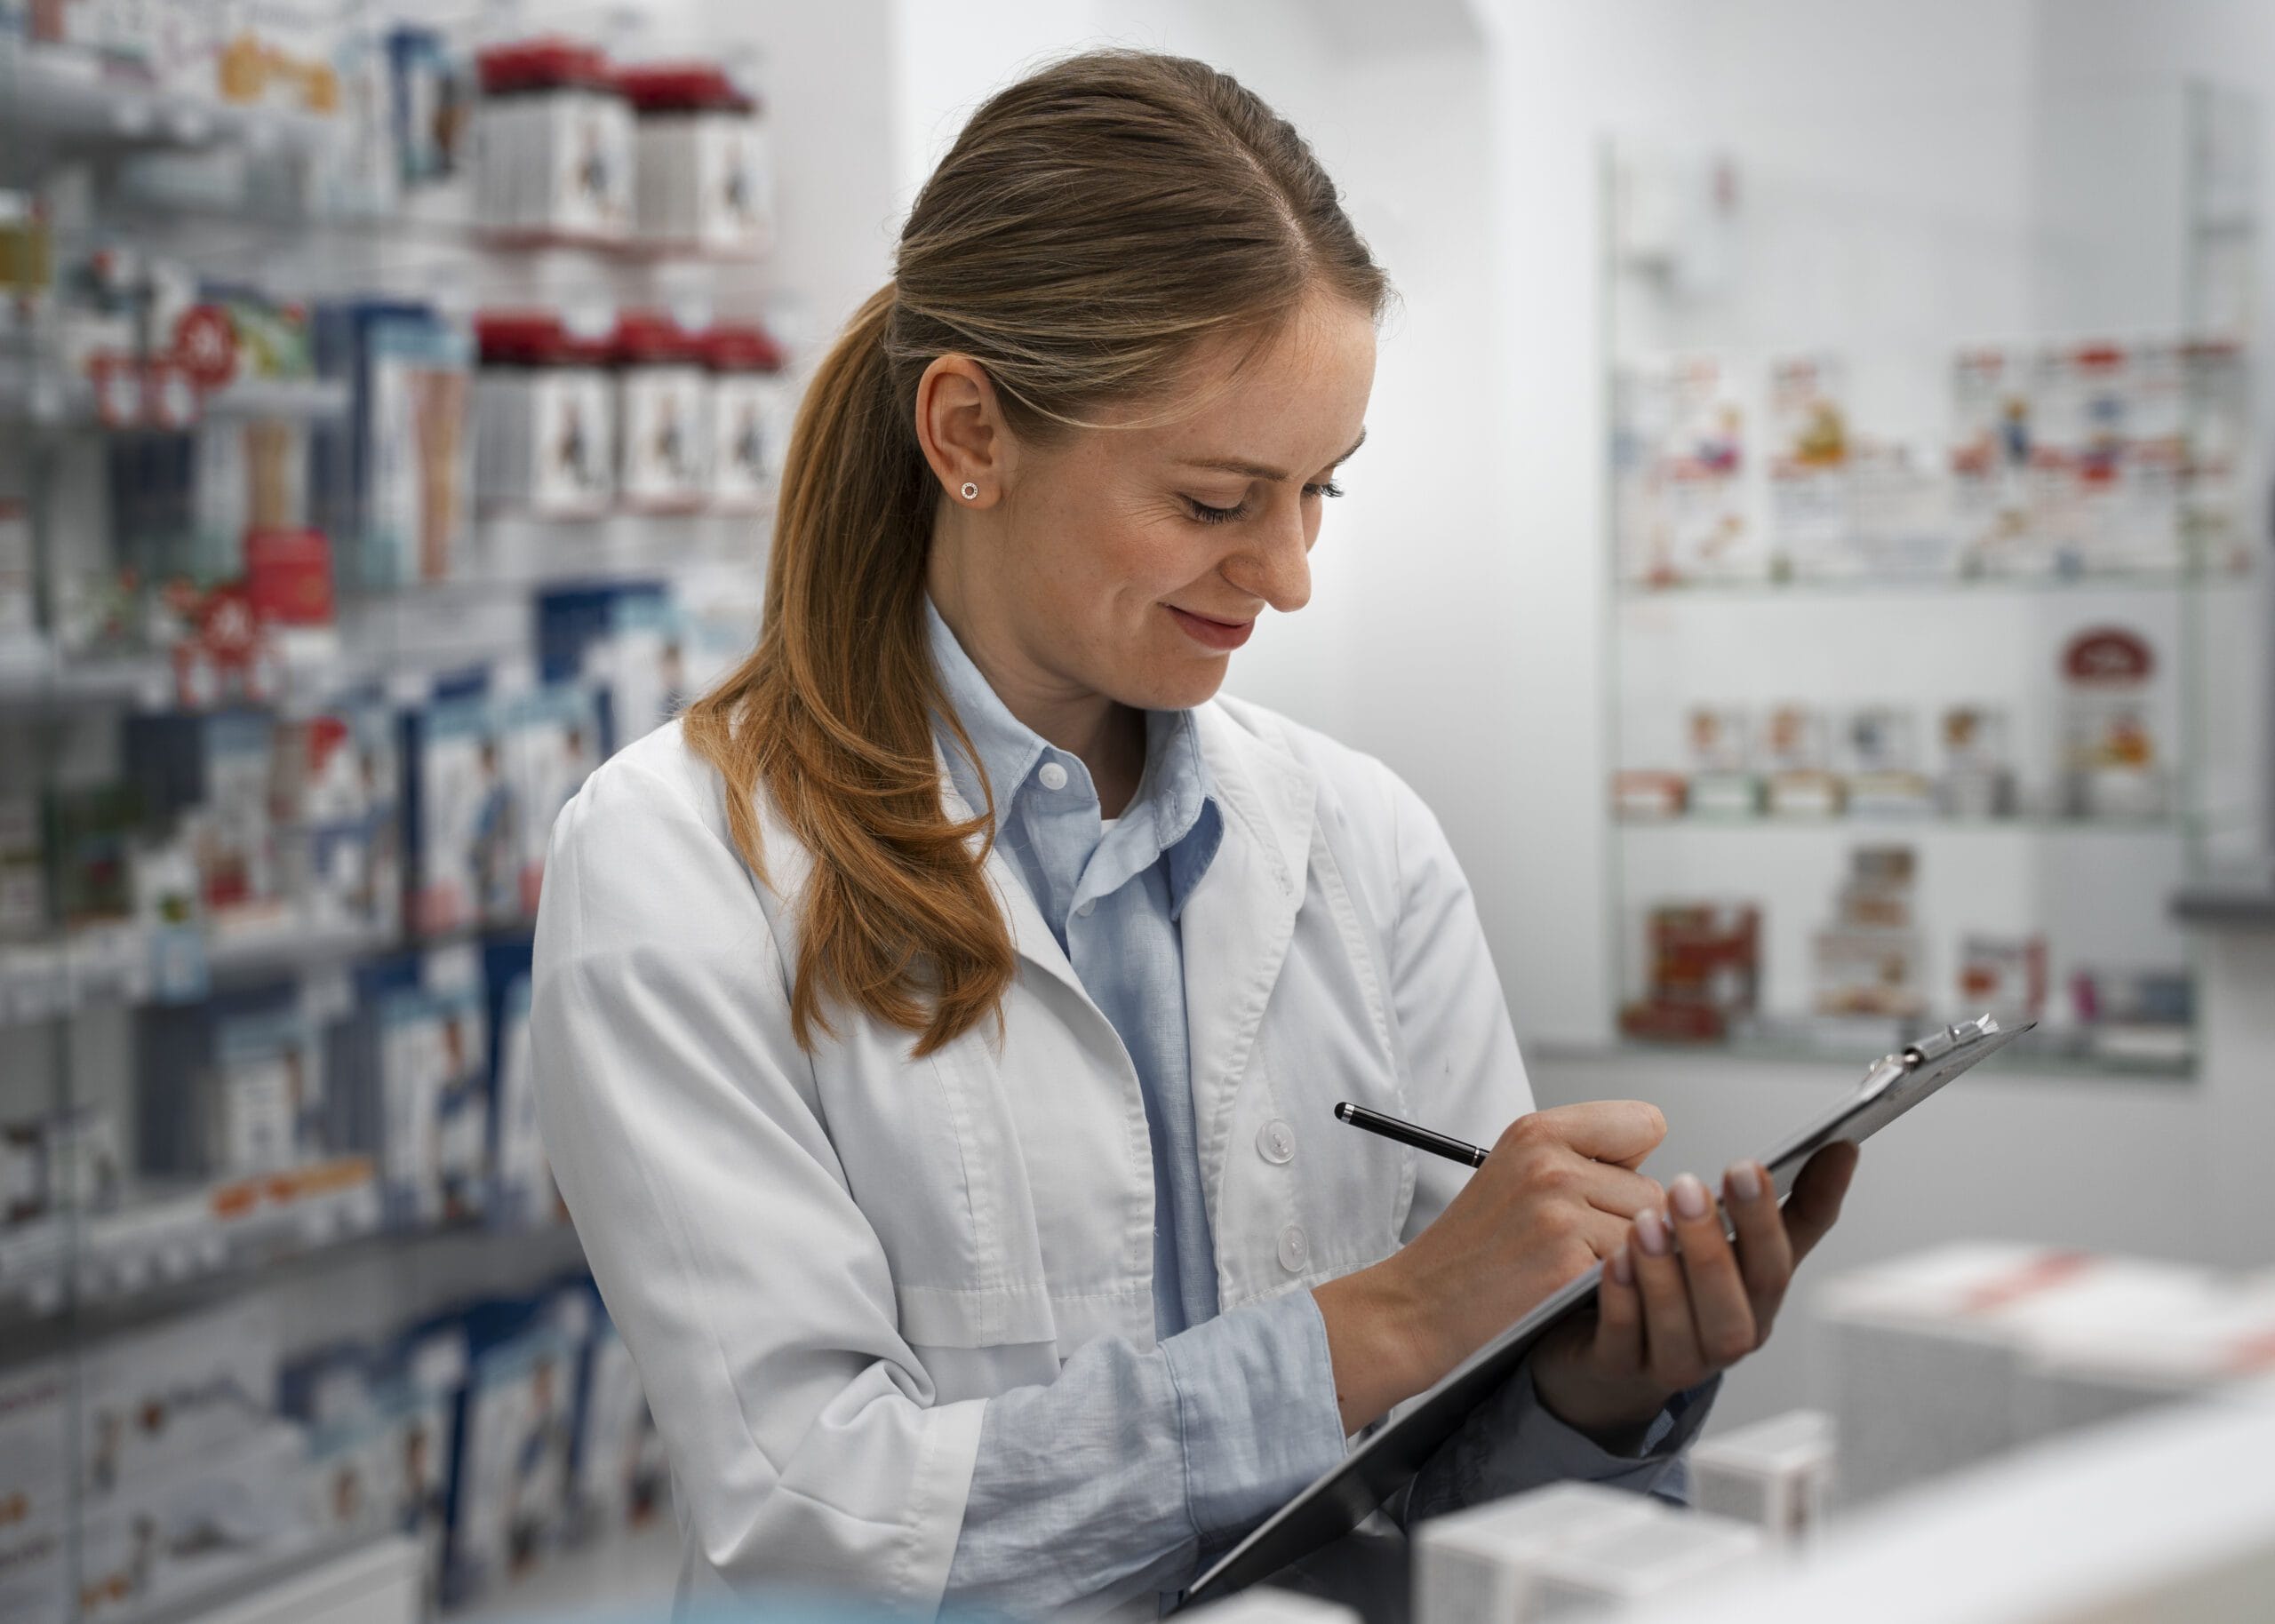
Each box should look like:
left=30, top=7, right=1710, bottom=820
left=1185, top=482, right=1344, bottom=526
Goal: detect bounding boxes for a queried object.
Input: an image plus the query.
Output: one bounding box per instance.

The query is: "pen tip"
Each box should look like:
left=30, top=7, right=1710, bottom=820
left=1334, top=1103, right=1351, bottom=1121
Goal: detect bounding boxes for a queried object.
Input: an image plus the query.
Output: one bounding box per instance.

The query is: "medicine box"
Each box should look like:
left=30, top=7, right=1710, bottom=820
left=1815, top=1244, right=2215, bottom=1506
left=1688, top=1408, right=1834, bottom=1545
left=1411, top=1481, right=1659, bottom=1624
left=1530, top=1509, right=1766, bottom=1617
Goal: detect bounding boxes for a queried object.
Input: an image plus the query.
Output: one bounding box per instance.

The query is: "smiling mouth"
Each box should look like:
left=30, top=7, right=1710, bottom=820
left=1167, top=605, right=1257, bottom=650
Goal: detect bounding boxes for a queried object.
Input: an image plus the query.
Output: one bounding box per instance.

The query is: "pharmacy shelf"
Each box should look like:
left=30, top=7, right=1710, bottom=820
left=2173, top=872, right=2275, bottom=929
left=1, top=918, right=532, bottom=1029
left=1614, top=811, right=2189, bottom=834
left=0, top=354, right=349, bottom=430
left=163, top=1534, right=425, bottom=1624
left=0, top=42, right=341, bottom=169
left=90, top=180, right=775, bottom=266
left=0, top=1194, right=587, bottom=1350
left=450, top=1517, right=683, bottom=1624
left=1616, top=561, right=2255, bottom=600
left=1601, top=1023, right=2193, bottom=1080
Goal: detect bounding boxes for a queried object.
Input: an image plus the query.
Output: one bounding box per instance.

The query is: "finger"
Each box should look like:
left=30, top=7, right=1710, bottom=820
left=1723, top=1159, right=1792, bottom=1333
left=1594, top=1246, right=1644, bottom=1372
left=1666, top=1173, right=1758, bottom=1369
left=1510, top=1100, right=1667, bottom=1169
left=1569, top=1158, right=1666, bottom=1221
left=1782, top=1142, right=1861, bottom=1263
left=1577, top=1207, right=1634, bottom=1262
left=1630, top=1207, right=1704, bottom=1387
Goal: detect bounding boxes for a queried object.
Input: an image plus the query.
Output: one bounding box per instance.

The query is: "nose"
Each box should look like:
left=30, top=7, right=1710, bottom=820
left=1221, top=498, right=1313, bottom=614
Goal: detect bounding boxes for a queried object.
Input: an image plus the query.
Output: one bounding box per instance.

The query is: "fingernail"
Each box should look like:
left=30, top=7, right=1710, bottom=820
left=1670, top=1174, right=1711, bottom=1222
left=1635, top=1209, right=1671, bottom=1257
left=1608, top=1247, right=1634, bottom=1286
left=1726, top=1160, right=1762, bottom=1203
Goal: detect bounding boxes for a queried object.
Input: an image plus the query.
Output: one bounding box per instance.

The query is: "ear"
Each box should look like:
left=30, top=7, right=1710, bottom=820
left=914, top=354, right=1010, bottom=507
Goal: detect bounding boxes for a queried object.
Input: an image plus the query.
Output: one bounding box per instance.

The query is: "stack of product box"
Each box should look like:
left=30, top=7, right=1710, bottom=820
left=0, top=1271, right=664, bottom=1622
left=1812, top=1243, right=2231, bottom=1507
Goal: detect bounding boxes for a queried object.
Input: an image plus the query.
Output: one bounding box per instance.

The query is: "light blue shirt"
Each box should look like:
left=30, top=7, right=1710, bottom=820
left=926, top=600, right=1708, bottom=1613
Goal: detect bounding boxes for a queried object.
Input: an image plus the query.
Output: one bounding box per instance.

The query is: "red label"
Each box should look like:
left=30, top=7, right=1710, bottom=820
left=244, top=529, right=336, bottom=627
left=2063, top=626, right=2154, bottom=686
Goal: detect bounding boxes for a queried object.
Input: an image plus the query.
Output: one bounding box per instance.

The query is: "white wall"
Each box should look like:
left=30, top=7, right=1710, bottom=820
left=727, top=0, right=2274, bottom=1435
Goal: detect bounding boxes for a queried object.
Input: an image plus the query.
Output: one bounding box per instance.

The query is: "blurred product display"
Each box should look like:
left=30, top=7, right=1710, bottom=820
left=3, top=3, right=782, bottom=1620
left=1607, top=89, right=2264, bottom=1078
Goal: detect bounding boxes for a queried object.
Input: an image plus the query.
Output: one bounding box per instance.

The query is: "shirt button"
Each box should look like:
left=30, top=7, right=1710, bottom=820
left=1076, top=899, right=1096, bottom=919
left=1256, top=1119, right=1295, bottom=1165
left=1037, top=761, right=1069, bottom=792
left=1278, top=1223, right=1309, bottom=1272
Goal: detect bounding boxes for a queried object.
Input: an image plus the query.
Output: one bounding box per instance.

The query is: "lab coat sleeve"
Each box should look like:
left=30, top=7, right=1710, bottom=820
left=1375, top=766, right=1714, bottom=1506
left=529, top=756, right=985, bottom=1608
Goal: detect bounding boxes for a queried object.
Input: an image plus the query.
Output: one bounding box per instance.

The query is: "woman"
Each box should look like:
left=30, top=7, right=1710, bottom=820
left=531, top=49, right=1856, bottom=1618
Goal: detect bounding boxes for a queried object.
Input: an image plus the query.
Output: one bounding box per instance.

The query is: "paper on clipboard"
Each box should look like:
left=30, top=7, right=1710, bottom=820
left=1179, top=1015, right=2035, bottom=1608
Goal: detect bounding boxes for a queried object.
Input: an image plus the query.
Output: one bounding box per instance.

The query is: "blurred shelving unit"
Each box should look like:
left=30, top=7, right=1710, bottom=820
left=3, top=7, right=786, bottom=1623
left=1598, top=80, right=2270, bottom=1078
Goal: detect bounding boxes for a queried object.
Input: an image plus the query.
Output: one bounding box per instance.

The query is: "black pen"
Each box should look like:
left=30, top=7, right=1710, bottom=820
left=1333, top=1102, right=1489, bottom=1168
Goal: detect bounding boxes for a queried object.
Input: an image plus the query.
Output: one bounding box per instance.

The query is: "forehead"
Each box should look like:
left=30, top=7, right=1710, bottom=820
left=1109, top=294, right=1377, bottom=468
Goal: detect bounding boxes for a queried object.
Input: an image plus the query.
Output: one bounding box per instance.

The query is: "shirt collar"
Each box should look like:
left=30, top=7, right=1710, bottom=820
left=924, top=595, right=1222, bottom=914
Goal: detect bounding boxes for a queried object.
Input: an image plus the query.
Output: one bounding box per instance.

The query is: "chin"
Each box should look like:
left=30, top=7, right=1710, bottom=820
left=1124, top=657, right=1232, bottom=713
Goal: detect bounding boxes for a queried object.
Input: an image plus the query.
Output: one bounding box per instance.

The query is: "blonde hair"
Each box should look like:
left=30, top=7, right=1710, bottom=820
left=682, top=49, right=1391, bottom=1055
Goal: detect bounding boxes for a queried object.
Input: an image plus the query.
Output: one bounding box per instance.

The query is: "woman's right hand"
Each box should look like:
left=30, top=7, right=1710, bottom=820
left=1312, top=1101, right=1669, bottom=1433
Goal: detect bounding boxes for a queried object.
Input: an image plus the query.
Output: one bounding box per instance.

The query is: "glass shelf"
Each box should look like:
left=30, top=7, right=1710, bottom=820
left=1616, top=561, right=2256, bottom=600
left=0, top=354, right=352, bottom=433
left=0, top=919, right=530, bottom=1030
left=1587, top=1025, right=2195, bottom=1082
left=0, top=40, right=342, bottom=170
left=1615, top=811, right=2189, bottom=834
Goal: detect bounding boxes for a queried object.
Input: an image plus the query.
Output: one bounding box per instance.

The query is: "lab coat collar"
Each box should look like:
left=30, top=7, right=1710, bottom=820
left=930, top=695, right=1319, bottom=1023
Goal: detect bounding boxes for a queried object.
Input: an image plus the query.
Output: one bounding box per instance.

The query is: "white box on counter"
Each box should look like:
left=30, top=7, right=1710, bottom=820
left=1688, top=1409, right=1835, bottom=1545
left=1412, top=1481, right=1660, bottom=1624
left=1815, top=1244, right=2216, bottom=1507
left=1530, top=1508, right=1767, bottom=1618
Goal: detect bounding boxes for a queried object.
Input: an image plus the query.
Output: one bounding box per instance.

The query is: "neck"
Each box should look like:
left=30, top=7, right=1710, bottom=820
left=927, top=544, right=1146, bottom=815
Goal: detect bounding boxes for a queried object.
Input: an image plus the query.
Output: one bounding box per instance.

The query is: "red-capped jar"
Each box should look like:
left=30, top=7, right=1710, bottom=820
left=612, top=312, right=710, bottom=513
left=472, top=39, right=633, bottom=242
left=618, top=62, right=771, bottom=255
left=473, top=311, right=615, bottom=517
left=704, top=323, right=791, bottom=513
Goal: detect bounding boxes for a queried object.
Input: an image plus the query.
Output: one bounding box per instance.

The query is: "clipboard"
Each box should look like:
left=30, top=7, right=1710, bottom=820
left=1180, top=1015, right=2034, bottom=1608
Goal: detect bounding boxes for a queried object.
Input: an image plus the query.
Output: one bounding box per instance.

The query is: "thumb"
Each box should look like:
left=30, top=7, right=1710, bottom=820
left=1782, top=1140, right=1859, bottom=1262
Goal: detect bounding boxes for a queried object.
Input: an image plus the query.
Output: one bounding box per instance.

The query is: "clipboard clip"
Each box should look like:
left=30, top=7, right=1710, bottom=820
left=1857, top=1014, right=2002, bottom=1103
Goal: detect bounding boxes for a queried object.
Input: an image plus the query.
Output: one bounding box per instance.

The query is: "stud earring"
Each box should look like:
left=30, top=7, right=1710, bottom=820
left=960, top=482, right=979, bottom=501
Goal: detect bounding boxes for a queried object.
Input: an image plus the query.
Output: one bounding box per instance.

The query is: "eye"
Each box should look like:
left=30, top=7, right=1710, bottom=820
left=1305, top=481, right=1344, bottom=500
left=1184, top=497, right=1250, bottom=526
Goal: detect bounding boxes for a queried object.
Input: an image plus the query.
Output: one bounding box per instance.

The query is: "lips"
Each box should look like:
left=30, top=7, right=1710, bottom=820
left=1168, top=605, right=1256, bottom=651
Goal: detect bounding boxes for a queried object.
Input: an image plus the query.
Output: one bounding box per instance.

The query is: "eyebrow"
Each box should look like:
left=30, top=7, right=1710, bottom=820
left=1178, top=428, right=1368, bottom=484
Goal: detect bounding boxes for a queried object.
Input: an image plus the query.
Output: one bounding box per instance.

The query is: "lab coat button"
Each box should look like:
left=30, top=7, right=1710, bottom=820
left=1037, top=761, right=1069, bottom=791
left=1278, top=1223, right=1308, bottom=1271
left=1257, top=1119, right=1295, bottom=1165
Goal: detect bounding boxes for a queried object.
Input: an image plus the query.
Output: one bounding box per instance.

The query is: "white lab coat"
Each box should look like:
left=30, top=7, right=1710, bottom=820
left=530, top=694, right=1535, bottom=1613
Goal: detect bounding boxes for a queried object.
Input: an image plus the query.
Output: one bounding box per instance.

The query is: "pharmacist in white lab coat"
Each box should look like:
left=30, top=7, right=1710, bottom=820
left=531, top=49, right=1857, bottom=1620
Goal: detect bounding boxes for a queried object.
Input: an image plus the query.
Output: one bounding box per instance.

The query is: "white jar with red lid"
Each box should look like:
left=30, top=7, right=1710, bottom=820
left=619, top=63, right=773, bottom=255
left=473, top=40, right=634, bottom=243
left=474, top=313, right=616, bottom=517
left=704, top=325, right=792, bottom=512
left=613, top=313, right=712, bottom=513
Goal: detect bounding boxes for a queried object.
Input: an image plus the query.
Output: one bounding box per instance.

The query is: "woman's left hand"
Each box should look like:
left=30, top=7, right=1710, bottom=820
left=1529, top=1142, right=1860, bottom=1446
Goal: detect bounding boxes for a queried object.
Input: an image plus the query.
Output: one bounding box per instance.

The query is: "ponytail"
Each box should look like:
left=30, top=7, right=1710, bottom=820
left=682, top=285, right=1014, bottom=1056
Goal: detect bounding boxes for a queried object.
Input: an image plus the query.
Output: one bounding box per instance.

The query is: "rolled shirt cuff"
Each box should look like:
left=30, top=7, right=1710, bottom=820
left=1404, top=1362, right=1721, bottom=1524
left=1163, top=1287, right=1351, bottom=1539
